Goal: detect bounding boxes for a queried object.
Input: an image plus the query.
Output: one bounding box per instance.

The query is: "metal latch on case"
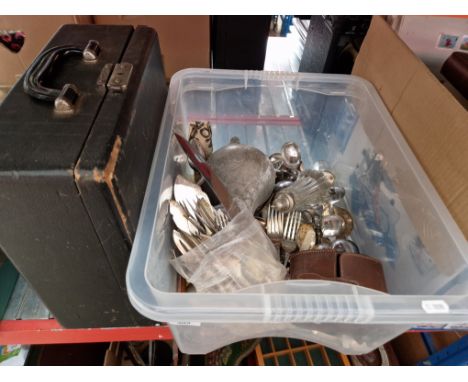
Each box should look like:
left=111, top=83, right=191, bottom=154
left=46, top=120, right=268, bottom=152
left=97, top=62, right=133, bottom=93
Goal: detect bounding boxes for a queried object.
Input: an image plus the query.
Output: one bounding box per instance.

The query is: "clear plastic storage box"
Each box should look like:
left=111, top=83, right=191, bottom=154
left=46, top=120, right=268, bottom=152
left=127, top=69, right=468, bottom=354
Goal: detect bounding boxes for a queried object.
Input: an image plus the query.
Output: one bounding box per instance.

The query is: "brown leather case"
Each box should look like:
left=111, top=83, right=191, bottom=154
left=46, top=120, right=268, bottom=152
left=289, top=249, right=337, bottom=280
left=339, top=252, right=387, bottom=293
left=288, top=249, right=387, bottom=293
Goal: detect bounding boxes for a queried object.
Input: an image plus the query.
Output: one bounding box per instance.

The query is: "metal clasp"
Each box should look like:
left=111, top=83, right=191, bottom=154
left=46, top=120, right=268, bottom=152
left=108, top=63, right=133, bottom=92
left=97, top=62, right=133, bottom=93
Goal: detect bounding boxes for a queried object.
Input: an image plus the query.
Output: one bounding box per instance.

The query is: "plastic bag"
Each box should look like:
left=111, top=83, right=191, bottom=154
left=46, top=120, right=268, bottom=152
left=170, top=200, right=287, bottom=293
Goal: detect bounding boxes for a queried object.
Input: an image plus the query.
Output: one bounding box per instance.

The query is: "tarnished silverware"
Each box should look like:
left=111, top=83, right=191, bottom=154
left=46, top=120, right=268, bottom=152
left=332, top=239, right=360, bottom=254
left=281, top=211, right=301, bottom=265
left=329, top=185, right=345, bottom=205
left=274, top=179, right=293, bottom=192
left=315, top=237, right=332, bottom=249
left=266, top=204, right=284, bottom=239
left=321, top=170, right=335, bottom=186
left=195, top=198, right=217, bottom=234
left=270, top=144, right=303, bottom=182
left=321, top=214, right=345, bottom=238
left=169, top=200, right=201, bottom=237
left=172, top=230, right=193, bottom=256
left=334, top=206, right=354, bottom=237
left=271, top=174, right=330, bottom=212
left=312, top=161, right=335, bottom=186
left=296, top=223, right=316, bottom=251
left=215, top=208, right=229, bottom=231
left=281, top=141, right=301, bottom=170
left=269, top=153, right=284, bottom=172
left=175, top=133, right=241, bottom=218
left=172, top=229, right=206, bottom=256
left=256, top=217, right=267, bottom=229
left=208, top=142, right=276, bottom=212
left=300, top=209, right=316, bottom=225
left=174, top=174, right=211, bottom=220
left=183, top=231, right=202, bottom=248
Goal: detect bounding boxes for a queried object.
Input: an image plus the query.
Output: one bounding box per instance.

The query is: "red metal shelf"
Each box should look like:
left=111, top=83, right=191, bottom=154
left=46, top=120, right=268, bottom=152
left=0, top=319, right=173, bottom=345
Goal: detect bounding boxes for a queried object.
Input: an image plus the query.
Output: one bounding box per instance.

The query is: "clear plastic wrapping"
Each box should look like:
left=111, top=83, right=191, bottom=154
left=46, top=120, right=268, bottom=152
left=170, top=200, right=287, bottom=293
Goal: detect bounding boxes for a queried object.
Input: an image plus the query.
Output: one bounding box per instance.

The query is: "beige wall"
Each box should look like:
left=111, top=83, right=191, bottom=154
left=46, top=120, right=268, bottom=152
left=93, top=16, right=210, bottom=79
left=0, top=16, right=90, bottom=86
left=0, top=15, right=210, bottom=87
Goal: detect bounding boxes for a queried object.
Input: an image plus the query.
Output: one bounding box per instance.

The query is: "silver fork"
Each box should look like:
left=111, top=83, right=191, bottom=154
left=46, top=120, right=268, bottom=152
left=215, top=209, right=229, bottom=231
left=281, top=211, right=301, bottom=265
left=266, top=204, right=284, bottom=239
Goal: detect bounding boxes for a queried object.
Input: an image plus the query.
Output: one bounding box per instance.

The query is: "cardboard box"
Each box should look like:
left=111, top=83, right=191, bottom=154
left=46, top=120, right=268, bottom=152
left=353, top=16, right=468, bottom=239
left=391, top=333, right=429, bottom=365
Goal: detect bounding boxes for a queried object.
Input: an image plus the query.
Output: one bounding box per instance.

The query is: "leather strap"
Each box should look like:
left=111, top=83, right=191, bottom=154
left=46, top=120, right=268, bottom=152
left=288, top=248, right=387, bottom=292
left=339, top=252, right=387, bottom=293
left=289, top=249, right=337, bottom=280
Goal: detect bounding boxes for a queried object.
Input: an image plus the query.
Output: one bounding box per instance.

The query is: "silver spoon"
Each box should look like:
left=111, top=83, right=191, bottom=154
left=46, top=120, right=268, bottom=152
left=333, top=206, right=354, bottom=237
left=332, top=239, right=360, bottom=254
left=281, top=141, right=301, bottom=170
left=321, top=214, right=345, bottom=238
left=169, top=200, right=200, bottom=237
